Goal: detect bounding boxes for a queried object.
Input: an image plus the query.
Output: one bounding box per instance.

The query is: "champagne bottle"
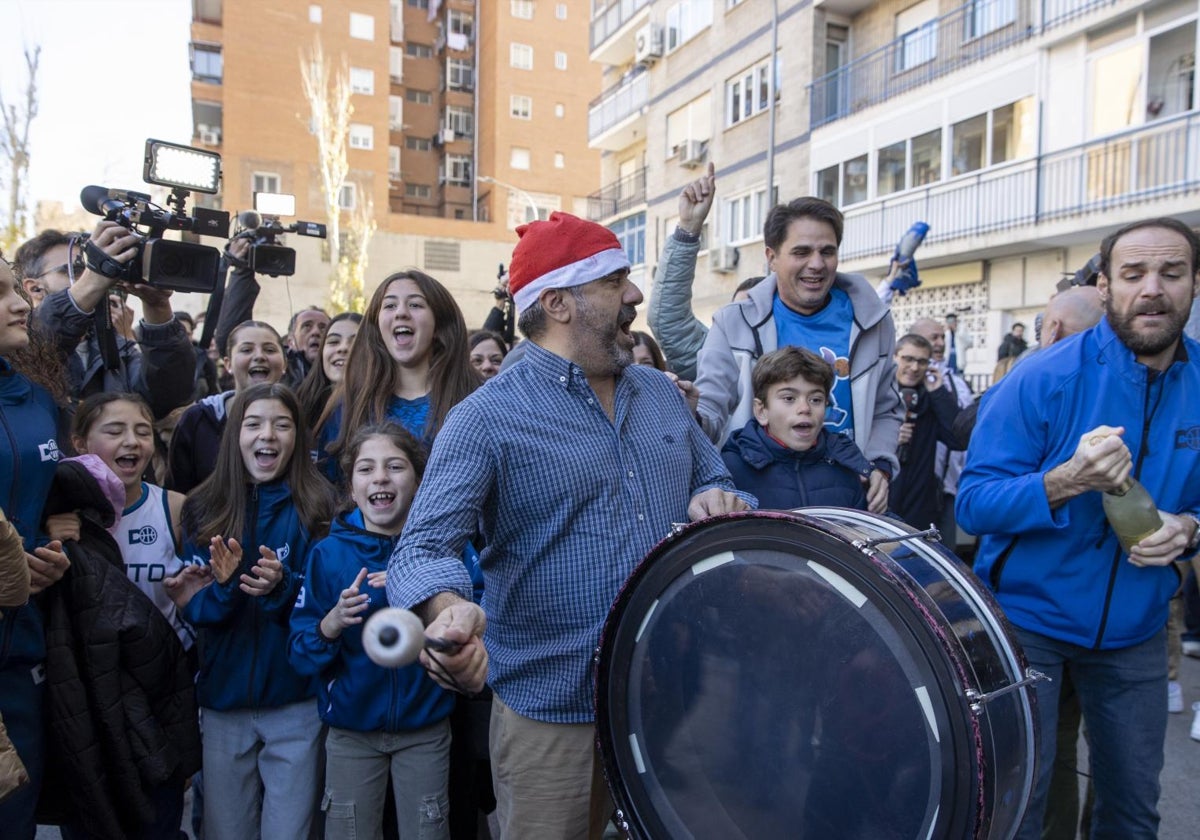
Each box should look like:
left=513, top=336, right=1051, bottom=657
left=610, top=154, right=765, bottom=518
left=1102, top=478, right=1163, bottom=552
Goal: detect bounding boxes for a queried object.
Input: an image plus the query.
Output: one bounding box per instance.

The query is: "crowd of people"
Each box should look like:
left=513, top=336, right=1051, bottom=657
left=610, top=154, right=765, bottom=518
left=1, top=159, right=1198, bottom=840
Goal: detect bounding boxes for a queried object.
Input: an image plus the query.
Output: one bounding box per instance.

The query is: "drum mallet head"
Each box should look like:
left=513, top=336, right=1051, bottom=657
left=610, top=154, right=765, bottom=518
left=363, top=607, right=462, bottom=668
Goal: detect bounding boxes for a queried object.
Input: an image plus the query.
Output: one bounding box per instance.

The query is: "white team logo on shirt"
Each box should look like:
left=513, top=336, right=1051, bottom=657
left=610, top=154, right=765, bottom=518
left=128, top=525, right=159, bottom=545
left=39, top=439, right=61, bottom=462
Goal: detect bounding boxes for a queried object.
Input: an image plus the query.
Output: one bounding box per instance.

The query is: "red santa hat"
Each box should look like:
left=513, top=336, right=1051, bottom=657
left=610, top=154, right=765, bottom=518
left=507, top=212, right=630, bottom=314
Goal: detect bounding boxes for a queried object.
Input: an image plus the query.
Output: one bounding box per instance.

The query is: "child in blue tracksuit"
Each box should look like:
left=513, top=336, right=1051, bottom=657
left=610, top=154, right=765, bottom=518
left=290, top=421, right=455, bottom=840
left=169, top=382, right=336, bottom=840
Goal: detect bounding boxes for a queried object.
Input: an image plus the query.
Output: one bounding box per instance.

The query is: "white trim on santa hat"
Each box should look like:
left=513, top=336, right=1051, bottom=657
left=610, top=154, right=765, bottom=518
left=512, top=246, right=630, bottom=314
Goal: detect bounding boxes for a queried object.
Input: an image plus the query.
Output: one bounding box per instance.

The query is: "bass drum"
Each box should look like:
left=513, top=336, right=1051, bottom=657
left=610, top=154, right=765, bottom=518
left=594, top=509, right=1038, bottom=840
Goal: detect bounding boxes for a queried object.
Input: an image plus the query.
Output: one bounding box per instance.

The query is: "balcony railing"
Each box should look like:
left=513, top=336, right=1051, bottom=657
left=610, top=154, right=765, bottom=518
left=590, top=0, right=652, bottom=52
left=587, top=167, right=647, bottom=220
left=839, top=110, right=1200, bottom=259
left=588, top=67, right=649, bottom=141
left=810, top=0, right=1118, bottom=128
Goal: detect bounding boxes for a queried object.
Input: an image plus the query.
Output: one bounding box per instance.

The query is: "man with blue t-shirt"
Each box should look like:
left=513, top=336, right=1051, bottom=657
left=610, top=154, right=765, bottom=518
left=695, top=196, right=902, bottom=512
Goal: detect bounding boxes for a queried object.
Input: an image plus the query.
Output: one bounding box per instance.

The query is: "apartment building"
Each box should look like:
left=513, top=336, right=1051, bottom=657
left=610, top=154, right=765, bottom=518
left=807, top=0, right=1199, bottom=376
left=587, top=0, right=818, bottom=320
left=189, top=0, right=601, bottom=327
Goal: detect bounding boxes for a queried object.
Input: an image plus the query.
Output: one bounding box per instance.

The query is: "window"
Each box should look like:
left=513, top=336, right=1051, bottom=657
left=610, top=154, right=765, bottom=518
left=390, top=46, right=403, bottom=81
left=842, top=154, right=868, bottom=204
left=448, top=10, right=474, bottom=39
left=815, top=165, right=839, bottom=204
left=877, top=141, right=907, bottom=194
left=725, top=57, right=776, bottom=127
left=406, top=89, right=432, bottom=104
left=555, top=51, right=568, bottom=70
left=666, top=0, right=714, bottom=51
left=511, top=0, right=534, bottom=19
left=388, top=146, right=401, bottom=175
left=444, top=155, right=472, bottom=186
left=554, top=102, right=565, bottom=118
left=408, top=0, right=429, bottom=8
left=447, top=58, right=474, bottom=91
left=406, top=42, right=433, bottom=58
left=405, top=136, right=432, bottom=151
left=967, top=0, right=1016, bottom=40
left=556, top=4, right=567, bottom=19
left=510, top=147, right=531, bottom=170
left=511, top=43, right=533, bottom=70
left=609, top=213, right=646, bottom=265
left=723, top=188, right=768, bottom=246
left=252, top=172, right=281, bottom=195
left=445, top=106, right=474, bottom=137
left=510, top=95, right=532, bottom=119
left=895, top=0, right=938, bottom=72
left=991, top=98, right=1035, bottom=163
left=389, top=95, right=403, bottom=130
left=349, top=12, right=374, bottom=40
left=309, top=5, right=322, bottom=23
left=666, top=93, right=712, bottom=157
left=350, top=67, right=375, bottom=95
left=191, top=43, right=222, bottom=83
left=554, top=152, right=565, bottom=169
left=405, top=183, right=432, bottom=198
left=349, top=123, right=374, bottom=150
left=911, top=129, right=942, bottom=186
left=951, top=114, right=987, bottom=176
left=339, top=183, right=356, bottom=209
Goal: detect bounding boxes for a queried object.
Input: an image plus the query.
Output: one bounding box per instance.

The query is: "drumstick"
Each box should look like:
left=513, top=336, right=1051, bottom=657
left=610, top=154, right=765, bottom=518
left=362, top=607, right=462, bottom=668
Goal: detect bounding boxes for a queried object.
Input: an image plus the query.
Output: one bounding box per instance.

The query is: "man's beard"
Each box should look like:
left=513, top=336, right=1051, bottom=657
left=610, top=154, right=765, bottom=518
left=572, top=290, right=635, bottom=375
left=1105, top=297, right=1188, bottom=358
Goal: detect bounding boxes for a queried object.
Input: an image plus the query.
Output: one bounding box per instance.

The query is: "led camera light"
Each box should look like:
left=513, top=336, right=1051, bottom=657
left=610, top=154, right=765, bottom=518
left=143, top=139, right=221, bottom=194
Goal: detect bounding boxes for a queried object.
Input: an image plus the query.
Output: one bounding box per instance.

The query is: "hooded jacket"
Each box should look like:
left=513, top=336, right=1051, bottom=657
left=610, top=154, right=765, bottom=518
left=182, top=479, right=317, bottom=710
left=38, top=460, right=201, bottom=839
left=695, top=272, right=903, bottom=473
left=166, top=390, right=231, bottom=493
left=957, top=319, right=1200, bottom=649
left=722, top=420, right=872, bottom=511
left=288, top=512, right=453, bottom=732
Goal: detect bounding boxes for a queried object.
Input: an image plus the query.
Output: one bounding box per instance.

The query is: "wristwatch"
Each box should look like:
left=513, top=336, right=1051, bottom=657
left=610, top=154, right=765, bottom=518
left=1183, top=513, right=1200, bottom=553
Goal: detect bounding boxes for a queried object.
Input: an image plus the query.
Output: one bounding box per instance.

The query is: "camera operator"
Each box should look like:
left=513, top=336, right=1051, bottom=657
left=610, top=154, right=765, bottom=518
left=13, top=223, right=195, bottom=419
left=212, top=237, right=328, bottom=388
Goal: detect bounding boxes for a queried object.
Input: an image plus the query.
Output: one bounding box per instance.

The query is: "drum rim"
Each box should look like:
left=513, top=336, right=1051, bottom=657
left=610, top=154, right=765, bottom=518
left=594, top=509, right=1012, bottom=839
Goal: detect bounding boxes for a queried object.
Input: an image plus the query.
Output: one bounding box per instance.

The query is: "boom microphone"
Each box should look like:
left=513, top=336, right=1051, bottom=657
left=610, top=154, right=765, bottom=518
left=80, top=185, right=151, bottom=216
left=237, top=209, right=262, bottom=230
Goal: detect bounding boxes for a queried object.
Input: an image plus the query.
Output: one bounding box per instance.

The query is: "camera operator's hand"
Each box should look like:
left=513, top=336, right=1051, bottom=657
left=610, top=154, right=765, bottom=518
left=70, top=220, right=142, bottom=315
left=226, top=236, right=251, bottom=265
left=119, top=281, right=174, bottom=325
left=678, top=161, right=716, bottom=237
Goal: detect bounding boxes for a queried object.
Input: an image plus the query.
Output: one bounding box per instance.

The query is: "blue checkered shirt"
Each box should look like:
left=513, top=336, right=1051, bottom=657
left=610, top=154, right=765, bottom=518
left=388, top=341, right=750, bottom=723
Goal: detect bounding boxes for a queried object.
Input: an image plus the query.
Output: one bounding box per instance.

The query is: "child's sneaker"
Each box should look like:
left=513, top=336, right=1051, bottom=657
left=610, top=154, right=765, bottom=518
left=1192, top=702, right=1200, bottom=742
left=1169, top=680, right=1184, bottom=713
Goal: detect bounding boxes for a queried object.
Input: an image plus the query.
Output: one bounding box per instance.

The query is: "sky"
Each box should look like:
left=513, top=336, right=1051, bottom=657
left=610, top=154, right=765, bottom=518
left=0, top=0, right=193, bottom=213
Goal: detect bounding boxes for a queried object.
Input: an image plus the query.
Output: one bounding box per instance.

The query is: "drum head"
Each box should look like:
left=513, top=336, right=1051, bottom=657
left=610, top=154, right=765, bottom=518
left=595, top=512, right=978, bottom=840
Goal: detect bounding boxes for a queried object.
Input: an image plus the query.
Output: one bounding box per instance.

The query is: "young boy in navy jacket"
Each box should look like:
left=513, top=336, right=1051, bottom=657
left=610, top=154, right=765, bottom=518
left=722, top=346, right=873, bottom=510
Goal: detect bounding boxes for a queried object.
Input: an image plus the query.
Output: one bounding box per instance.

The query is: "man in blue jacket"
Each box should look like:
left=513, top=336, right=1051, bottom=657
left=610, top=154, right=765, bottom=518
left=957, top=217, right=1200, bottom=840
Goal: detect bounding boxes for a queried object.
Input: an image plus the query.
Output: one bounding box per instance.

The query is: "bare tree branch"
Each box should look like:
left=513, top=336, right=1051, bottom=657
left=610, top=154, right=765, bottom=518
left=0, top=45, right=41, bottom=253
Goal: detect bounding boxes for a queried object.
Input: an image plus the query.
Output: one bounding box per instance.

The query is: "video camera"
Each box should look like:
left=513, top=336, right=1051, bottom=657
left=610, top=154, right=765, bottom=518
left=80, top=139, right=231, bottom=294
left=231, top=192, right=327, bottom=278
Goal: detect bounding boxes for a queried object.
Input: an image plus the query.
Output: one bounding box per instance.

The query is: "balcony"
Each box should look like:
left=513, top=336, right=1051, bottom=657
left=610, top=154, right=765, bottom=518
left=838, top=111, right=1200, bottom=260
left=589, top=0, right=652, bottom=66
left=809, top=0, right=1118, bottom=128
left=588, top=67, right=649, bottom=151
left=587, top=167, right=647, bottom=221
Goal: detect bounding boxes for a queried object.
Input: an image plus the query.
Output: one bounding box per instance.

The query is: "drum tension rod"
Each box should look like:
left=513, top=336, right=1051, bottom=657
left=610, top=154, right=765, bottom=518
left=855, top=524, right=942, bottom=549
left=965, top=668, right=1050, bottom=713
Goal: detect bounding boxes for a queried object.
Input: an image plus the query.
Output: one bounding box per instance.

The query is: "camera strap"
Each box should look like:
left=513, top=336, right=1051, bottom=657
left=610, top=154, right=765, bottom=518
left=93, top=295, right=121, bottom=372
left=83, top=238, right=127, bottom=280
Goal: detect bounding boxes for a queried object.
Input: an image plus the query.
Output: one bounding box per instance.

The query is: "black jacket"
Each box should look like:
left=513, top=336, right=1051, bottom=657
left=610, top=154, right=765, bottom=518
left=38, top=461, right=201, bottom=838
left=165, top=391, right=231, bottom=493
left=889, top=385, right=964, bottom=530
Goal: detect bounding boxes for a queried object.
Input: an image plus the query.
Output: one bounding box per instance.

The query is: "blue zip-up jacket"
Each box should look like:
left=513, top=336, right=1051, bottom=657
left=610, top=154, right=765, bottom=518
left=288, top=511, right=452, bottom=732
left=722, top=419, right=872, bottom=511
left=182, top=480, right=317, bottom=710
left=0, top=358, right=60, bottom=674
left=957, top=318, right=1200, bottom=649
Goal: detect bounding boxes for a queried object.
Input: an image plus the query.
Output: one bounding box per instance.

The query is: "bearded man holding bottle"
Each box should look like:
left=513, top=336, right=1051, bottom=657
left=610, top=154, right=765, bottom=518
left=957, top=217, right=1200, bottom=840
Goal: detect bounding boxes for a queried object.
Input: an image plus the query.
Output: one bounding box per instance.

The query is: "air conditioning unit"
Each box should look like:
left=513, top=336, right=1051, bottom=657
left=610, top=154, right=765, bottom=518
left=441, top=126, right=456, bottom=143
left=710, top=245, right=739, bottom=273
left=677, top=139, right=706, bottom=168
left=198, top=127, right=221, bottom=145
left=635, top=23, right=664, bottom=65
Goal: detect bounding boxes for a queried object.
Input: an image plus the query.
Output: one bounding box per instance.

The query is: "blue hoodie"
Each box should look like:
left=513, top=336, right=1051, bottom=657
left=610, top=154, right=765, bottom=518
left=721, top=419, right=872, bottom=511
left=182, top=480, right=317, bottom=710
left=0, top=358, right=60, bottom=673
left=288, top=511, right=453, bottom=732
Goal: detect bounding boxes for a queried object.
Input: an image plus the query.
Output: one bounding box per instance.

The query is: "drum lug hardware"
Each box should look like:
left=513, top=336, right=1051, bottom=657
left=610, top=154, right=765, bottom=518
left=854, top=525, right=942, bottom=549
left=965, top=668, right=1050, bottom=713
left=669, top=522, right=688, bottom=536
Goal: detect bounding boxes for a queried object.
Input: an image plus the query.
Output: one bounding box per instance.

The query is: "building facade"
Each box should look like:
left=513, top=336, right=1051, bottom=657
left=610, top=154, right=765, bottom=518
left=189, top=0, right=601, bottom=328
left=808, top=0, right=1199, bottom=376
